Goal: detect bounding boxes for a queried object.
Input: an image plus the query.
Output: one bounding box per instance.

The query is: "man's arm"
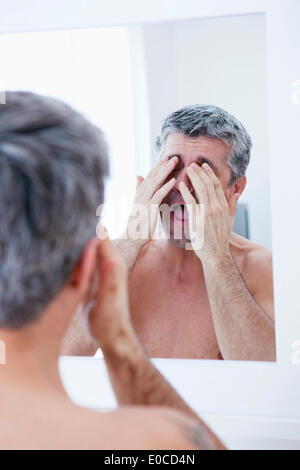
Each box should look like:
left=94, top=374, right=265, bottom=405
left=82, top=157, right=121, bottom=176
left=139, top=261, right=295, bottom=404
left=87, top=233, right=224, bottom=450
left=102, top=333, right=223, bottom=449
left=180, top=163, right=276, bottom=362
left=202, top=251, right=276, bottom=361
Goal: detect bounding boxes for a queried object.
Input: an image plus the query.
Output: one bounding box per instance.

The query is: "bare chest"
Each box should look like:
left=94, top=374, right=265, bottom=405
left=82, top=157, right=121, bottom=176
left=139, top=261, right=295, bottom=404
left=129, top=270, right=220, bottom=359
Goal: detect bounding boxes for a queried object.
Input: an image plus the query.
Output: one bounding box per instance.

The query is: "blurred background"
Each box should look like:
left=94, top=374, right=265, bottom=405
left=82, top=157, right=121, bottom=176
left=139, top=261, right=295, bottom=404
left=0, top=13, right=271, bottom=248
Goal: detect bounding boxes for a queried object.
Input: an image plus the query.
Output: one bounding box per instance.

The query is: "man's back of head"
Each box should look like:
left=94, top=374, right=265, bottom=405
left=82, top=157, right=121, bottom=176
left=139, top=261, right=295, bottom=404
left=0, top=91, right=109, bottom=329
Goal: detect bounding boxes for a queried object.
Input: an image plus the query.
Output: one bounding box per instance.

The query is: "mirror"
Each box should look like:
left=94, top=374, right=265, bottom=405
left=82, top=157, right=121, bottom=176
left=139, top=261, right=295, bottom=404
left=0, top=13, right=275, bottom=361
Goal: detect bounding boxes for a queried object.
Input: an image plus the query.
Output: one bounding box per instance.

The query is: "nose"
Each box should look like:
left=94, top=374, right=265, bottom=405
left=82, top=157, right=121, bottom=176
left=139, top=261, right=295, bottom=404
left=174, top=167, right=195, bottom=196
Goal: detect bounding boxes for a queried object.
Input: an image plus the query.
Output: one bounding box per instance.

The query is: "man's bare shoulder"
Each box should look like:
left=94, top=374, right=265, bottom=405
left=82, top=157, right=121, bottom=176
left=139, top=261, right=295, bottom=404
left=34, top=402, right=221, bottom=450
left=75, top=405, right=222, bottom=450
left=231, top=233, right=274, bottom=317
left=231, top=233, right=272, bottom=273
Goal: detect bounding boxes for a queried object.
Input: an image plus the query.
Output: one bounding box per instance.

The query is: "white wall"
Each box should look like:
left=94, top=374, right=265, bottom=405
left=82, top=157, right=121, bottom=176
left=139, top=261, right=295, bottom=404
left=0, top=27, right=137, bottom=239
left=138, top=15, right=271, bottom=249
left=0, top=0, right=269, bottom=33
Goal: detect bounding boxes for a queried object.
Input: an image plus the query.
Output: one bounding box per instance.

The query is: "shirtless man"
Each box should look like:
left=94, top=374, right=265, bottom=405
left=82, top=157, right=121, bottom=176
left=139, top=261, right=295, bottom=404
left=0, top=92, right=223, bottom=450
left=65, top=105, right=275, bottom=361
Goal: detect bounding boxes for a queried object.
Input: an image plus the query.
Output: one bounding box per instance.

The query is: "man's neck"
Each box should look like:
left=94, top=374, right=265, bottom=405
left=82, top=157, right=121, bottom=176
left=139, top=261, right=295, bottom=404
left=159, top=237, right=204, bottom=281
left=0, top=327, right=67, bottom=398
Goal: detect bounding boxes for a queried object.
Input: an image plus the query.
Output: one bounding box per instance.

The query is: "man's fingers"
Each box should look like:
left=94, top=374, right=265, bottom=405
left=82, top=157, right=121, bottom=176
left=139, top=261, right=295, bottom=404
left=190, top=164, right=217, bottom=206
left=151, top=157, right=178, bottom=188
left=202, top=164, right=228, bottom=207
left=148, top=155, right=170, bottom=179
left=179, top=181, right=196, bottom=206
left=142, top=157, right=178, bottom=200
left=186, top=166, right=209, bottom=207
left=151, top=178, right=176, bottom=205
left=97, top=231, right=127, bottom=283
left=97, top=223, right=109, bottom=241
left=136, top=176, right=144, bottom=189
left=179, top=182, right=200, bottom=235
left=159, top=155, right=169, bottom=165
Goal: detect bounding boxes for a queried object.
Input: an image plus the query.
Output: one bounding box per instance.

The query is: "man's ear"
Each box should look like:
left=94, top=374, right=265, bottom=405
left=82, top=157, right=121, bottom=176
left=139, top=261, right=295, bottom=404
left=69, top=238, right=98, bottom=296
left=230, top=176, right=247, bottom=198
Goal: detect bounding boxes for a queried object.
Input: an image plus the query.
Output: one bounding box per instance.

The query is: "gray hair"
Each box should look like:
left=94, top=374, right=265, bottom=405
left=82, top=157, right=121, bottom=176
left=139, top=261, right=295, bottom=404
left=0, top=91, right=109, bottom=329
left=155, top=105, right=252, bottom=186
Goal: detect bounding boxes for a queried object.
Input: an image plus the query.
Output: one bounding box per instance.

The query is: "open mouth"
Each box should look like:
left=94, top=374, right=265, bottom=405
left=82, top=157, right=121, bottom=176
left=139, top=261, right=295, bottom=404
left=172, top=204, right=189, bottom=223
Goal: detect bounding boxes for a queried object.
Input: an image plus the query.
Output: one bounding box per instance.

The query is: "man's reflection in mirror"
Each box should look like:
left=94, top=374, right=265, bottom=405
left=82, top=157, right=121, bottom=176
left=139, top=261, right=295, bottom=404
left=64, top=105, right=275, bottom=361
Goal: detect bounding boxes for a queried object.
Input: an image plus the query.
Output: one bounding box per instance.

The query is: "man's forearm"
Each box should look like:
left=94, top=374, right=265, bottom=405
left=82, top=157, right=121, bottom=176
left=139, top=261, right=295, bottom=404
left=103, top=334, right=224, bottom=450
left=102, top=333, right=201, bottom=422
left=202, top=253, right=276, bottom=362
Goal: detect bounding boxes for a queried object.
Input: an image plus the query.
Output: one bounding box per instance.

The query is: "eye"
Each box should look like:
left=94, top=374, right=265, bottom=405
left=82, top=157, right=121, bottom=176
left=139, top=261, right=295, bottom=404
left=171, top=167, right=183, bottom=176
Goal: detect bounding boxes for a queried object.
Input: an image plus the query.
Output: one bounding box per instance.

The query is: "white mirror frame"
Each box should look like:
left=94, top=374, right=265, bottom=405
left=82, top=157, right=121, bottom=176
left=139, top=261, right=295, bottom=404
left=2, top=0, right=300, bottom=447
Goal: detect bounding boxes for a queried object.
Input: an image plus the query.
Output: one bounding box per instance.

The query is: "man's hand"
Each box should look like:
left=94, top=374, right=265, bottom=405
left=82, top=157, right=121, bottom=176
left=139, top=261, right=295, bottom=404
left=116, top=156, right=178, bottom=274
left=88, top=231, right=137, bottom=354
left=124, top=156, right=178, bottom=244
left=179, top=163, right=239, bottom=263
